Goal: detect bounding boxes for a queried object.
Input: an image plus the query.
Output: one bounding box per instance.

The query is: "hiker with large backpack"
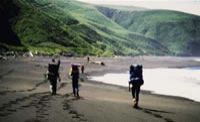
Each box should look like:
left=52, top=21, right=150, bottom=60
left=70, top=64, right=80, bottom=97
left=129, top=64, right=144, bottom=108
left=47, top=58, right=61, bottom=95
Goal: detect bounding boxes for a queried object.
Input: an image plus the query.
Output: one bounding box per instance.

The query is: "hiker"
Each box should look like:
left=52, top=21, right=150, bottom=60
left=81, top=65, right=84, bottom=74
left=70, top=64, right=80, bottom=97
left=87, top=56, right=90, bottom=63
left=129, top=64, right=144, bottom=108
left=47, top=58, right=61, bottom=95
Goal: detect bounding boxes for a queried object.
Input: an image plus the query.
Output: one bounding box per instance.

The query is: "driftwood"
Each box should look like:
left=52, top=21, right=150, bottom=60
left=90, top=61, right=105, bottom=66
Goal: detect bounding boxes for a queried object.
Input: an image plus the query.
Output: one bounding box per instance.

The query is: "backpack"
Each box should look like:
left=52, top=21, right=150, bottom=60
left=71, top=64, right=79, bottom=80
left=48, top=63, right=59, bottom=81
left=129, top=64, right=144, bottom=85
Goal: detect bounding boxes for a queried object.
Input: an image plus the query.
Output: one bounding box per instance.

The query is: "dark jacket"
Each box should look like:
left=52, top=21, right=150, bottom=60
left=48, top=62, right=60, bottom=81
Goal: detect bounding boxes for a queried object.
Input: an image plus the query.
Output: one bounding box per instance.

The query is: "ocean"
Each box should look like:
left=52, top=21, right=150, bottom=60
left=90, top=67, right=200, bottom=102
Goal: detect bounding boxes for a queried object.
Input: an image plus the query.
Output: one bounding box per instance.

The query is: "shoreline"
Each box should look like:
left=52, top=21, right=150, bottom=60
left=86, top=67, right=200, bottom=103
left=86, top=78, right=196, bottom=103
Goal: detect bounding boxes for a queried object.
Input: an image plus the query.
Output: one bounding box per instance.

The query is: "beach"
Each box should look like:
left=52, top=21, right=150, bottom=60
left=0, top=56, right=200, bottom=122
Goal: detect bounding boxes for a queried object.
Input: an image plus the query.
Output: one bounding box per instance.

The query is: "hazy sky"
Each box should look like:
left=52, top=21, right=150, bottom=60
left=76, top=0, right=200, bottom=16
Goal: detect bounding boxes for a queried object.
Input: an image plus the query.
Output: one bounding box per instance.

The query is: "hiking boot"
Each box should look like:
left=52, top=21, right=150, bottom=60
left=76, top=92, right=80, bottom=98
left=133, top=102, right=139, bottom=108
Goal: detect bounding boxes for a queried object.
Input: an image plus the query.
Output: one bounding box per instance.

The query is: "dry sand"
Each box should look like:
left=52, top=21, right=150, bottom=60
left=0, top=56, right=200, bottom=122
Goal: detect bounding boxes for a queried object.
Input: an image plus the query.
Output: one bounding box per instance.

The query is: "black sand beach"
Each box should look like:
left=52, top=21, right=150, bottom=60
left=0, top=56, right=200, bottom=122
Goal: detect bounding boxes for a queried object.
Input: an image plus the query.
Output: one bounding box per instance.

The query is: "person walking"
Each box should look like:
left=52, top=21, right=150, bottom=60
left=47, top=58, right=61, bottom=95
left=81, top=65, right=84, bottom=74
left=129, top=64, right=144, bottom=108
left=70, top=64, right=80, bottom=97
left=87, top=56, right=90, bottom=63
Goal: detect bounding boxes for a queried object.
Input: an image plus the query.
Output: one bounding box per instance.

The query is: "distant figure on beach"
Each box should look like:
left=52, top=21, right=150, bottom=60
left=47, top=58, right=61, bottom=95
left=70, top=64, right=80, bottom=97
left=87, top=56, right=90, bottom=63
left=81, top=65, right=84, bottom=74
left=129, top=64, right=144, bottom=108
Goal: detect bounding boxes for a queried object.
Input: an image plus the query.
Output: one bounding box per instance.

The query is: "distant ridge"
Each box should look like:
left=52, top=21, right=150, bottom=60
left=97, top=6, right=200, bottom=56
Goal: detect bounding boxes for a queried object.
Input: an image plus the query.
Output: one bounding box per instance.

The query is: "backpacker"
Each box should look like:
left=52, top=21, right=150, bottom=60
left=48, top=63, right=59, bottom=81
left=129, top=64, right=144, bottom=85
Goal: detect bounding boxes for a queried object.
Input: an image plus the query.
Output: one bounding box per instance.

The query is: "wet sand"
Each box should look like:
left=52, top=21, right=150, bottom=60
left=0, top=56, right=200, bottom=122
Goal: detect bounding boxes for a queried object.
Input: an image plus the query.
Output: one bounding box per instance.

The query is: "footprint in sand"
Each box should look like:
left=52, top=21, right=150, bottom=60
left=34, top=94, right=52, bottom=121
left=164, top=118, right=174, bottom=122
left=0, top=92, right=48, bottom=118
left=62, top=95, right=88, bottom=122
left=0, top=80, right=47, bottom=96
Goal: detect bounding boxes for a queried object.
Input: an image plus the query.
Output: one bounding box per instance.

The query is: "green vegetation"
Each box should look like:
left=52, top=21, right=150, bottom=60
left=98, top=7, right=200, bottom=56
left=1, top=0, right=200, bottom=56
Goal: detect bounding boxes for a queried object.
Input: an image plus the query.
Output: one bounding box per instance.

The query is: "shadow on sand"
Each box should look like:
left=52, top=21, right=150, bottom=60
left=135, top=107, right=175, bottom=122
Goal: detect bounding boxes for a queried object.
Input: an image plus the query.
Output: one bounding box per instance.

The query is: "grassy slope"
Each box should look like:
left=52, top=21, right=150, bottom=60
left=2, top=0, right=199, bottom=56
left=13, top=0, right=104, bottom=55
left=8, top=0, right=132, bottom=55
left=97, top=6, right=200, bottom=56
left=1, top=0, right=170, bottom=56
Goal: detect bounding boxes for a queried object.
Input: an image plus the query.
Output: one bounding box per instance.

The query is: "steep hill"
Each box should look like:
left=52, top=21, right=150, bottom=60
left=1, top=0, right=200, bottom=56
left=97, top=6, right=200, bottom=56
left=1, top=0, right=163, bottom=56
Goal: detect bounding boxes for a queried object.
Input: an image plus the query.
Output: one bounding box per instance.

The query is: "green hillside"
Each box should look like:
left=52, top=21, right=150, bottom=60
left=1, top=0, right=200, bottom=56
left=97, top=7, right=200, bottom=56
left=0, top=0, right=155, bottom=56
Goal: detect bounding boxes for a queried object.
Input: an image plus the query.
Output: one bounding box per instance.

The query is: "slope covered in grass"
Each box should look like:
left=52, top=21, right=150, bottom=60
left=97, top=6, right=200, bottom=56
left=1, top=0, right=157, bottom=55
left=1, top=0, right=200, bottom=56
